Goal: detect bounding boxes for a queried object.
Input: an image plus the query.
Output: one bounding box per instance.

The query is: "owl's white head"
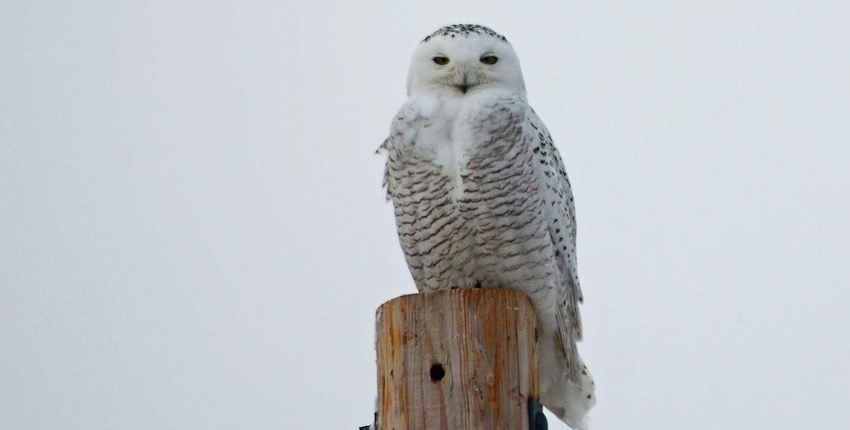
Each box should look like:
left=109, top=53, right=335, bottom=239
left=406, top=24, right=526, bottom=97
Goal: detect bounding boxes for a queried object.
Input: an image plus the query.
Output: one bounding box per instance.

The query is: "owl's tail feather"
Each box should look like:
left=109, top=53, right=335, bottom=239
left=540, top=352, right=596, bottom=430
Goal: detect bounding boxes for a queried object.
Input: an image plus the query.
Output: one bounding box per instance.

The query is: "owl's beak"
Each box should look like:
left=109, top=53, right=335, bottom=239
left=455, top=73, right=471, bottom=94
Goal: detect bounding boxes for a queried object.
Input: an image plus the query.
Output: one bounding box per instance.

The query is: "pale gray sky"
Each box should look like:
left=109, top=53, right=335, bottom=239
left=2, top=1, right=849, bottom=429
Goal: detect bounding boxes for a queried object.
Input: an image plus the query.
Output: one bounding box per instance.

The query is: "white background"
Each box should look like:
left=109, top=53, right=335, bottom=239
left=2, top=1, right=849, bottom=429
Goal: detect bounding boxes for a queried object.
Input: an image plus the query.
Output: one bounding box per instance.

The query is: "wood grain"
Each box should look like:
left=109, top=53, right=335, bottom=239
left=375, top=288, right=538, bottom=430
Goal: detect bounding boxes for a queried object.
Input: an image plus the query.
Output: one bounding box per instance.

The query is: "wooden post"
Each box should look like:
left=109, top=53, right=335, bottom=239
left=375, top=288, right=539, bottom=430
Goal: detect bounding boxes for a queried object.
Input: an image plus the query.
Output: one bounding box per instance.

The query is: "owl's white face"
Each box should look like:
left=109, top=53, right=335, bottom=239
left=406, top=26, right=526, bottom=97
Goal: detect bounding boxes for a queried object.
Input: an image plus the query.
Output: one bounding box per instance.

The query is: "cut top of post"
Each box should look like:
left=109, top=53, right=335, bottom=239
left=375, top=288, right=539, bottom=430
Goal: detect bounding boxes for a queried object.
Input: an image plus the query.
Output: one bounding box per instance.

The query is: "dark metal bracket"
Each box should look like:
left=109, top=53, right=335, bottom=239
left=358, top=412, right=376, bottom=430
left=360, top=400, right=546, bottom=429
left=528, top=397, right=548, bottom=430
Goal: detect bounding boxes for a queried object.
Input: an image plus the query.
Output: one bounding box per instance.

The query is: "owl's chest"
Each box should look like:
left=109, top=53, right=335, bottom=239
left=391, top=92, right=535, bottom=225
left=393, top=134, right=548, bottom=291
left=396, top=153, right=549, bottom=292
left=400, top=131, right=536, bottom=229
left=413, top=106, right=471, bottom=177
left=411, top=99, right=506, bottom=198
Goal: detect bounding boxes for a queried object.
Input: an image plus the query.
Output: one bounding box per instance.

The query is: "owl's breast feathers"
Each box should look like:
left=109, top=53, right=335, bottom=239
left=381, top=93, right=555, bottom=293
left=382, top=93, right=582, bottom=363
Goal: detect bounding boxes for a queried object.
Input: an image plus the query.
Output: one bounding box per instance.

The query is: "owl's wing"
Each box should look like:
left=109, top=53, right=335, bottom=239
left=377, top=100, right=424, bottom=201
left=526, top=107, right=584, bottom=372
left=377, top=100, right=433, bottom=288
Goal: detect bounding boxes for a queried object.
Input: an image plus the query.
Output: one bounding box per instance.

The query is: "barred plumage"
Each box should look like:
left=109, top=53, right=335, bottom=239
left=379, top=25, right=595, bottom=429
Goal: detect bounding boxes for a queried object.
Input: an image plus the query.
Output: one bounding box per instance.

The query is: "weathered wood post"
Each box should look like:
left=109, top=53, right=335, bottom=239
left=374, top=288, right=541, bottom=430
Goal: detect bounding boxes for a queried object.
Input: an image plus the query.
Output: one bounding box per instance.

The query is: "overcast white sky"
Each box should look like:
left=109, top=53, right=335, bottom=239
left=2, top=1, right=849, bottom=429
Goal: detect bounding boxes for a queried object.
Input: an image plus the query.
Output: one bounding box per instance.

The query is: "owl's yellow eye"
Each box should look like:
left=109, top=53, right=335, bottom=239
left=432, top=56, right=449, bottom=65
left=480, top=55, right=498, bottom=65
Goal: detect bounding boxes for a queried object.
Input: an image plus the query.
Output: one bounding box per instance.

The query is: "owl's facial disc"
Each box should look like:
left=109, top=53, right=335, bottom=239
left=407, top=25, right=526, bottom=97
left=451, top=53, right=500, bottom=93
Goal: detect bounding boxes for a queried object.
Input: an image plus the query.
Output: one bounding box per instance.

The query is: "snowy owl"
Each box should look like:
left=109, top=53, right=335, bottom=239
left=379, top=24, right=595, bottom=429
